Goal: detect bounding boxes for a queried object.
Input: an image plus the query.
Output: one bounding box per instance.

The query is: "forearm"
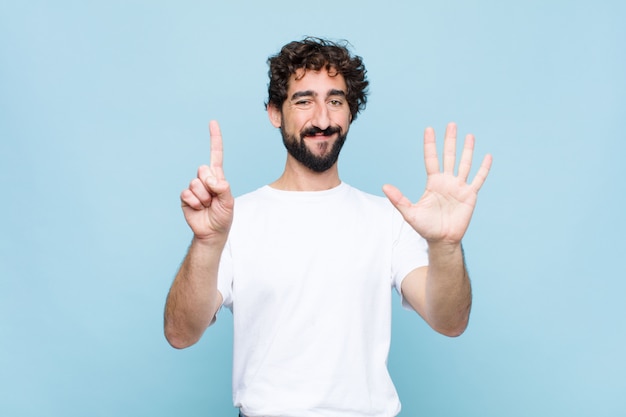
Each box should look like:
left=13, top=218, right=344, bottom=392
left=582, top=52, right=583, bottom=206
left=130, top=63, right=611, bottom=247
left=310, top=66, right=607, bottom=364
left=164, top=237, right=225, bottom=349
left=424, top=242, right=472, bottom=337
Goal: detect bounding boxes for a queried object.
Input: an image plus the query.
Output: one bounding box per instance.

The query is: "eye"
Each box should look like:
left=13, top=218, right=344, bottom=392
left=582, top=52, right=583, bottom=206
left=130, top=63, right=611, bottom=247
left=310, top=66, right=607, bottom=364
left=329, top=99, right=344, bottom=106
left=294, top=99, right=312, bottom=108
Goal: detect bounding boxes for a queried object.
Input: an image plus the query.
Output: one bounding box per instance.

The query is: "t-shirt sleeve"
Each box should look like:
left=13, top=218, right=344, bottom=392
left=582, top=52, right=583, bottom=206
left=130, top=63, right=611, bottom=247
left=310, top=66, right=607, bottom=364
left=391, top=211, right=429, bottom=310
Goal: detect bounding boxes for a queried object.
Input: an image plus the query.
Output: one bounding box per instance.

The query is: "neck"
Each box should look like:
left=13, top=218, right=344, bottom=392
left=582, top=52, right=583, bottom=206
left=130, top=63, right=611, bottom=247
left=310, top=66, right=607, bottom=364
left=270, top=157, right=341, bottom=191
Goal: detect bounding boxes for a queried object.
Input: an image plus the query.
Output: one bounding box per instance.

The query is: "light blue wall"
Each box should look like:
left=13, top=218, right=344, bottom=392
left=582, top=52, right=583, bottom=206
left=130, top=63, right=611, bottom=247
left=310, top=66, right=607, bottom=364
left=1, top=1, right=625, bottom=416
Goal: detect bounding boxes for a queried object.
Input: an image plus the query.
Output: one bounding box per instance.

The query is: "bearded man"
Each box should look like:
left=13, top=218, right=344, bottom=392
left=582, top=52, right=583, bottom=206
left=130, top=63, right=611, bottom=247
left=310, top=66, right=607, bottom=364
left=164, top=37, right=492, bottom=417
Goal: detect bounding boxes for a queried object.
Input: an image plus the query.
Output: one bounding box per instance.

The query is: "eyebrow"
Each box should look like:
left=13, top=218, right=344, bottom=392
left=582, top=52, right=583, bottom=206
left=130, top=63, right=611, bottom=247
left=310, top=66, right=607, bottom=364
left=290, top=89, right=346, bottom=101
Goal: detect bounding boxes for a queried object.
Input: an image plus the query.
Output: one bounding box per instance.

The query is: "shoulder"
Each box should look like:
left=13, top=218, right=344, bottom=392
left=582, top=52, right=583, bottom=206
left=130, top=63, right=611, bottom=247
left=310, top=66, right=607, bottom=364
left=341, top=183, right=394, bottom=211
left=342, top=184, right=413, bottom=234
left=234, top=186, right=272, bottom=205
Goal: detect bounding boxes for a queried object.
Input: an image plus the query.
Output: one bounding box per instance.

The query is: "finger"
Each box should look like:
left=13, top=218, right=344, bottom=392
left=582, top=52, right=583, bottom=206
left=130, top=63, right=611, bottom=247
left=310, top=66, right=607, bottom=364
left=382, top=184, right=413, bottom=218
left=442, top=122, right=457, bottom=174
left=189, top=178, right=213, bottom=207
left=423, top=127, right=439, bottom=175
left=457, top=134, right=475, bottom=181
left=209, top=120, right=225, bottom=180
left=198, top=164, right=231, bottom=199
left=198, top=164, right=216, bottom=192
left=206, top=177, right=232, bottom=200
left=198, top=164, right=212, bottom=184
left=181, top=189, right=207, bottom=210
left=470, top=154, right=493, bottom=191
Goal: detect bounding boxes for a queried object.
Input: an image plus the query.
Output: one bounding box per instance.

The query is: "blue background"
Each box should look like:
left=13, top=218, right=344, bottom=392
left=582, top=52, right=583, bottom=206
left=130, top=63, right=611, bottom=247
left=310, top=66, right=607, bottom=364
left=1, top=1, right=625, bottom=416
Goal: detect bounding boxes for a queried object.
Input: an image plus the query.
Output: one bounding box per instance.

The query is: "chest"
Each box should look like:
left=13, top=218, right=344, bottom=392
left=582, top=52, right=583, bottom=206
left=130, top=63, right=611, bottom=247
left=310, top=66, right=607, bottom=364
left=229, top=200, right=393, bottom=302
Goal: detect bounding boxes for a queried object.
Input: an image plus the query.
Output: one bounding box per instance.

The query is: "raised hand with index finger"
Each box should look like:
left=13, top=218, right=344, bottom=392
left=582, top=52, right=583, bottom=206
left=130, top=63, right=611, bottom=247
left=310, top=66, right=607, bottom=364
left=180, top=120, right=234, bottom=243
left=383, top=122, right=492, bottom=246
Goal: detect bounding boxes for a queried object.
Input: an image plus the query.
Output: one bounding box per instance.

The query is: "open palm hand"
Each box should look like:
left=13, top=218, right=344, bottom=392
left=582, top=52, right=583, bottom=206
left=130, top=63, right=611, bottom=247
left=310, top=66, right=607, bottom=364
left=384, top=123, right=492, bottom=245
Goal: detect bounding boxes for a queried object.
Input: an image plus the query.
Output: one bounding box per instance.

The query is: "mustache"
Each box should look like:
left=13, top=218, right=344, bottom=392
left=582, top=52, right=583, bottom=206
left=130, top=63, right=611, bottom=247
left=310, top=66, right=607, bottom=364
left=300, top=126, right=342, bottom=137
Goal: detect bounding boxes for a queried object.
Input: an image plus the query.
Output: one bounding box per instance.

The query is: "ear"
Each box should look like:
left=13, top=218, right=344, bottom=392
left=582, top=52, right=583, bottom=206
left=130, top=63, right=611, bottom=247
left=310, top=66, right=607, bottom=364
left=267, top=104, right=282, bottom=128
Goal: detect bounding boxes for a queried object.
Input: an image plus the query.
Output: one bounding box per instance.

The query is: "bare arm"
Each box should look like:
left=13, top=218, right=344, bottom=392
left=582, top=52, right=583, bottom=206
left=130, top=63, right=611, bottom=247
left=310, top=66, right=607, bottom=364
left=164, top=121, right=234, bottom=349
left=399, top=245, right=470, bottom=337
left=384, top=123, right=492, bottom=337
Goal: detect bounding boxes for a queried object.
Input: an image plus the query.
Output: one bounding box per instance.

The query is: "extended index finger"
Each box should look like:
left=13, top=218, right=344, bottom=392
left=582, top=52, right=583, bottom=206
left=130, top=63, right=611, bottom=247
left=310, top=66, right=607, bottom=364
left=423, top=127, right=440, bottom=175
left=209, top=120, right=225, bottom=179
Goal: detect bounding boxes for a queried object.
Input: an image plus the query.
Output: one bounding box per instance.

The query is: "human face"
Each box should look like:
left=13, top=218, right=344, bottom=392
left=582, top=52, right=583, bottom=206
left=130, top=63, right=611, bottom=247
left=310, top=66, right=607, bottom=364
left=269, top=68, right=352, bottom=172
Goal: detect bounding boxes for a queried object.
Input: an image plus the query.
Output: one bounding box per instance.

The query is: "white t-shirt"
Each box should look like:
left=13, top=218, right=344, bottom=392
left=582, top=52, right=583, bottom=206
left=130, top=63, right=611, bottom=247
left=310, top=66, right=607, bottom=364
left=217, top=182, right=428, bottom=417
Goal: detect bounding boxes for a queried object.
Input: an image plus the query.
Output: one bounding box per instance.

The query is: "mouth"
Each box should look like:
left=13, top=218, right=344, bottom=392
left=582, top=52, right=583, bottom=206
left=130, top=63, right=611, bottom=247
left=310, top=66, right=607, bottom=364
left=304, top=132, right=333, bottom=141
left=301, top=126, right=341, bottom=141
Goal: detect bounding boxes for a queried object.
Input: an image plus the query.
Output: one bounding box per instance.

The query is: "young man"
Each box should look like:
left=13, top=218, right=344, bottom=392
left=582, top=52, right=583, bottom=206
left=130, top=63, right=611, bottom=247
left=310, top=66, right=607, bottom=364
left=164, top=37, right=492, bottom=417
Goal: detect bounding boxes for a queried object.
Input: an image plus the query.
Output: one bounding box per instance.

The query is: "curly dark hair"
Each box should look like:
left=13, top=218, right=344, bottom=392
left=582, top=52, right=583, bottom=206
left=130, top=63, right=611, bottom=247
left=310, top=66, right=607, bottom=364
left=265, top=37, right=369, bottom=122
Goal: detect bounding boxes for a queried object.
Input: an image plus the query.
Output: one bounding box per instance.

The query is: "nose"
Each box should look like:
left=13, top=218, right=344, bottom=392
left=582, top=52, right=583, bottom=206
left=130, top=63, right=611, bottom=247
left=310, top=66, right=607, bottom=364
left=311, top=103, right=330, bottom=130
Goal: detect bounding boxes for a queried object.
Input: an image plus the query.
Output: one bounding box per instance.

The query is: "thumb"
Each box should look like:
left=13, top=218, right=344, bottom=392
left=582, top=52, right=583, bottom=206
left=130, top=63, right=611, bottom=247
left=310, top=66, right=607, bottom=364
left=382, top=184, right=412, bottom=216
left=204, top=176, right=232, bottom=198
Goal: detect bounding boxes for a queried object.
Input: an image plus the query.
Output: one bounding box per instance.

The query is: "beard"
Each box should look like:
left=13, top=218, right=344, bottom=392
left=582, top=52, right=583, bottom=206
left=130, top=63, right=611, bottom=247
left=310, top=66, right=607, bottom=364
left=280, top=124, right=348, bottom=173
